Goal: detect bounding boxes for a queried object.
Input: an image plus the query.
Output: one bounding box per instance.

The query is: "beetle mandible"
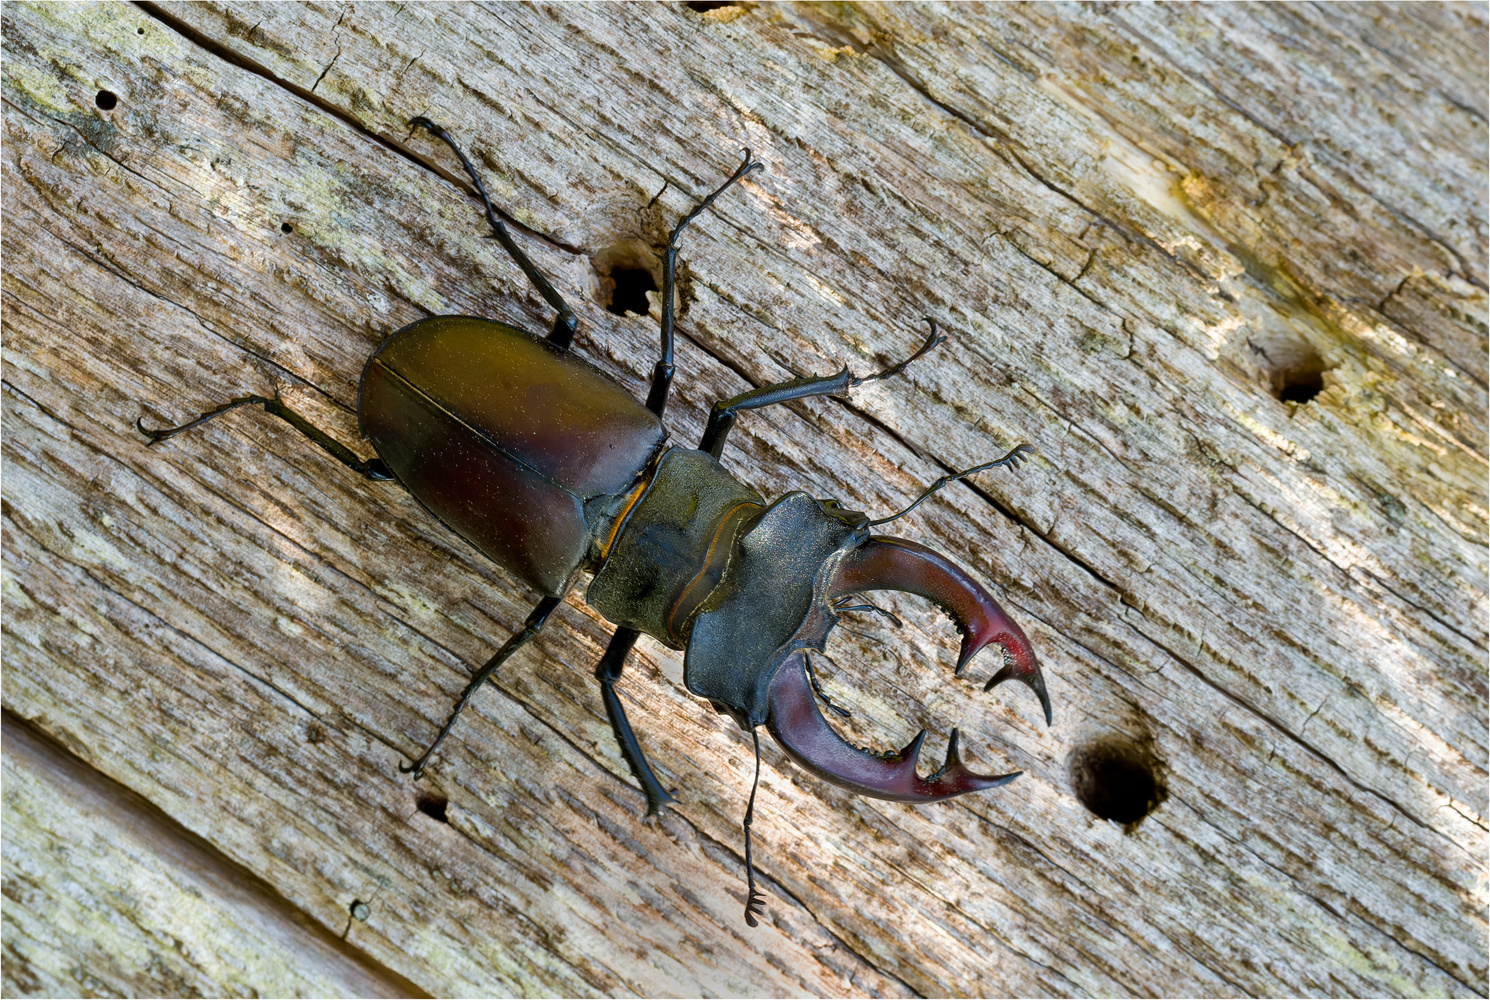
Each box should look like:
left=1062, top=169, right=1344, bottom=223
left=139, top=119, right=1052, bottom=926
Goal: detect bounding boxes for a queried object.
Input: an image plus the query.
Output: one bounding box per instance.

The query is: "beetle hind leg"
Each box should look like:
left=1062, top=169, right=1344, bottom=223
left=402, top=596, right=562, bottom=777
left=137, top=395, right=392, bottom=481
left=409, top=117, right=579, bottom=349
left=595, top=627, right=678, bottom=816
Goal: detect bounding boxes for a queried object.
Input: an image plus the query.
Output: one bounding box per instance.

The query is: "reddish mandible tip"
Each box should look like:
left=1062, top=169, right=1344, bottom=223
left=829, top=536, right=1051, bottom=724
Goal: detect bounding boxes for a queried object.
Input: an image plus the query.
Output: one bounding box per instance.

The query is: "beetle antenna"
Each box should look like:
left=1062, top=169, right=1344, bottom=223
left=830, top=594, right=904, bottom=630
left=803, top=652, right=852, bottom=718
left=868, top=443, right=1034, bottom=527
left=742, top=728, right=767, bottom=927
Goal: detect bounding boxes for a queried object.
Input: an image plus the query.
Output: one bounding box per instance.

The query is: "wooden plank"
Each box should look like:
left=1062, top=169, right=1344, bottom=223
left=2, top=713, right=422, bottom=998
left=3, top=2, right=1484, bottom=995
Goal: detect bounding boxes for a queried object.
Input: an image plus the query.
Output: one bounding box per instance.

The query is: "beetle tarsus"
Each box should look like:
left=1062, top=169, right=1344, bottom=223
left=697, top=320, right=953, bottom=460
left=742, top=728, right=767, bottom=927
left=650, top=148, right=763, bottom=418
left=403, top=596, right=562, bottom=777
left=138, top=396, right=393, bottom=480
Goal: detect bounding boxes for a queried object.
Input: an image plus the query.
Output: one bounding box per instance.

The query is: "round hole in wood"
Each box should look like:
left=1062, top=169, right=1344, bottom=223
left=1071, top=736, right=1164, bottom=827
left=592, top=241, right=663, bottom=317
left=1244, top=329, right=1330, bottom=405
left=1278, top=366, right=1325, bottom=403
left=95, top=90, right=118, bottom=111
left=607, top=266, right=657, bottom=316
left=416, top=793, right=449, bottom=823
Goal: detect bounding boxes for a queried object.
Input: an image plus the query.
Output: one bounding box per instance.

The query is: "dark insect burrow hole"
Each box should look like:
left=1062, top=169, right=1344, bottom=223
left=415, top=793, right=449, bottom=823
left=606, top=266, right=658, bottom=317
left=593, top=242, right=663, bottom=318
left=1248, top=332, right=1330, bottom=405
left=1071, top=737, right=1165, bottom=828
left=1278, top=365, right=1325, bottom=404
left=95, top=90, right=118, bottom=111
left=137, top=26, right=145, bottom=35
left=686, top=1, right=738, bottom=11
left=281, top=222, right=294, bottom=234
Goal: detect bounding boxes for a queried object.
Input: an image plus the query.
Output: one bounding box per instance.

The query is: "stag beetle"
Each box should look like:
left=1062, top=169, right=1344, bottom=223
left=140, top=119, right=1051, bottom=926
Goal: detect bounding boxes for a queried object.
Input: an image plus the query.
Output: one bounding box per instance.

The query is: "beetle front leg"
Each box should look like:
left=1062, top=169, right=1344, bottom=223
left=595, top=626, right=677, bottom=816
left=646, top=149, right=762, bottom=417
left=698, top=320, right=945, bottom=459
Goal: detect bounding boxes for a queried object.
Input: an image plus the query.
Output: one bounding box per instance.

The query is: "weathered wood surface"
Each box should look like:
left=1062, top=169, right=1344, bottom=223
left=3, top=2, right=1485, bottom=996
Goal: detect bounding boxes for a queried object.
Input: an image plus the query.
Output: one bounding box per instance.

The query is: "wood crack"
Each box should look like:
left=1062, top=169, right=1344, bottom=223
left=1, top=710, right=431, bottom=998
left=1131, top=620, right=1475, bottom=858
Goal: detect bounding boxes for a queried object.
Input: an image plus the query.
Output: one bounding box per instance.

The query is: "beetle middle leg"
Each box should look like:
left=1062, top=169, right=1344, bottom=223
left=698, top=319, right=946, bottom=459
left=410, top=118, right=579, bottom=350
left=594, top=626, right=677, bottom=815
left=138, top=395, right=392, bottom=480
left=645, top=149, right=762, bottom=417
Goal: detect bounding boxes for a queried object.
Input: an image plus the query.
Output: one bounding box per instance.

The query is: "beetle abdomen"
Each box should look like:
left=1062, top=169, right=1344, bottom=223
left=358, top=316, right=666, bottom=596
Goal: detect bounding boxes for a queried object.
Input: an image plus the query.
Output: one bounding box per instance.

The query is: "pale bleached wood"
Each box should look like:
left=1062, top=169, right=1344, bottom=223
left=2, top=2, right=1484, bottom=997
left=1, top=714, right=421, bottom=998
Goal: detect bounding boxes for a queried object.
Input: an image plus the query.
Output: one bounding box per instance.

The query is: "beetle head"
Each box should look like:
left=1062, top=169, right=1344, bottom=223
left=683, top=493, right=1049, bottom=803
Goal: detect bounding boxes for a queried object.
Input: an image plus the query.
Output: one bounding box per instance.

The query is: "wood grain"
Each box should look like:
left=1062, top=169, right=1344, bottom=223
left=3, top=2, right=1484, bottom=996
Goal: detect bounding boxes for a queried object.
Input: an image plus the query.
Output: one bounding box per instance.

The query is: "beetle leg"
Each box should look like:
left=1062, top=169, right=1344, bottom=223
left=647, top=149, right=763, bottom=417
left=594, top=627, right=678, bottom=816
left=409, top=118, right=579, bottom=350
left=137, top=395, right=392, bottom=481
left=401, top=596, right=562, bottom=777
left=698, top=320, right=946, bottom=459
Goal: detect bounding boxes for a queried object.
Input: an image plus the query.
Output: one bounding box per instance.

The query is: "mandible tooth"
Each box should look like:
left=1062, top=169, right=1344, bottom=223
left=944, top=727, right=963, bottom=768
left=899, top=729, right=928, bottom=771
